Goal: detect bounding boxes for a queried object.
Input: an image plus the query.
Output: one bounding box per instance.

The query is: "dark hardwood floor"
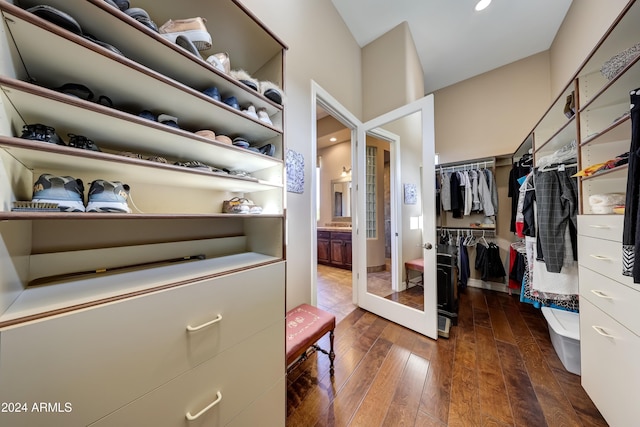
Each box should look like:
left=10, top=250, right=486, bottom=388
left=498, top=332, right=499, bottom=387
left=287, top=265, right=607, bottom=426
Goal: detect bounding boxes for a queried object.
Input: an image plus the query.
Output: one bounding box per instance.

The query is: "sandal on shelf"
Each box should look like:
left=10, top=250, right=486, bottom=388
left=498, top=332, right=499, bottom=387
left=20, top=123, right=65, bottom=146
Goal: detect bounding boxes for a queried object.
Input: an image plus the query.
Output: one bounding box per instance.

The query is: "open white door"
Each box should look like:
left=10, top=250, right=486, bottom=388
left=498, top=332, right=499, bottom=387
left=355, top=95, right=438, bottom=339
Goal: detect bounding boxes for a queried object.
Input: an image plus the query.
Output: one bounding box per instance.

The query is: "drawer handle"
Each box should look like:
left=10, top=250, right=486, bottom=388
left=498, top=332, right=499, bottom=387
left=187, top=314, right=223, bottom=332
left=186, top=391, right=222, bottom=421
left=588, top=225, right=611, bottom=229
left=590, top=289, right=613, bottom=299
left=592, top=325, right=615, bottom=339
left=589, top=254, right=612, bottom=261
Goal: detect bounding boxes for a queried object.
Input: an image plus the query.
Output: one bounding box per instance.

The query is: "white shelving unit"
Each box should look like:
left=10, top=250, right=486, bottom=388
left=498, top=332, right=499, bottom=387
left=0, top=0, right=287, bottom=425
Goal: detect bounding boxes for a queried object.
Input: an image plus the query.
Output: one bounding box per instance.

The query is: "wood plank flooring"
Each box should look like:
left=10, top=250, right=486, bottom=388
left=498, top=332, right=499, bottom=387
left=287, top=265, right=607, bottom=426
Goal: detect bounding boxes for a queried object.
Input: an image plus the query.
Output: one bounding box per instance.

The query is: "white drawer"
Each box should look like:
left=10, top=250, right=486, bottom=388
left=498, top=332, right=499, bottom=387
left=226, top=377, right=286, bottom=427
left=578, top=234, right=634, bottom=287
left=580, top=300, right=640, bottom=427
left=89, top=321, right=285, bottom=427
left=577, top=214, right=623, bottom=242
left=579, top=266, right=640, bottom=336
left=0, top=262, right=285, bottom=427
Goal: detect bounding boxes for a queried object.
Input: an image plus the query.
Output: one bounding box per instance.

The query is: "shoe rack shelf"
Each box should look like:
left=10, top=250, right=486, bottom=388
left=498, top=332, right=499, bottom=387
left=0, top=2, right=287, bottom=319
left=14, top=0, right=284, bottom=118
left=0, top=0, right=287, bottom=424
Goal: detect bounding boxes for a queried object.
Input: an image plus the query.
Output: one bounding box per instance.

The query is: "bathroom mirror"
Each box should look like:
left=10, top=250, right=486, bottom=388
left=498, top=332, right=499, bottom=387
left=331, top=177, right=352, bottom=219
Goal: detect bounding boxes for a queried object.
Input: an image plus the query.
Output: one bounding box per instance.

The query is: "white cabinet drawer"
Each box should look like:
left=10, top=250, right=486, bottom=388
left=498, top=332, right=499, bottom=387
left=577, top=214, right=623, bottom=242
left=578, top=234, right=634, bottom=287
left=579, top=266, right=640, bottom=336
left=580, top=300, right=640, bottom=427
left=226, top=377, right=286, bottom=427
left=0, top=262, right=285, bottom=427
left=89, top=321, right=285, bottom=427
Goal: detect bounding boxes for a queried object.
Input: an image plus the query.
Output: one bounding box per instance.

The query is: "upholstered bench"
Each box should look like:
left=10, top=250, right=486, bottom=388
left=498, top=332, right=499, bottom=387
left=286, top=303, right=336, bottom=375
left=405, top=257, right=424, bottom=287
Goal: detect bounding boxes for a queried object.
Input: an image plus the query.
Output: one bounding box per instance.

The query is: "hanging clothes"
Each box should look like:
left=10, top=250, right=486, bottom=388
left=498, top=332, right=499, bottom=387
left=469, top=169, right=482, bottom=211
left=440, top=171, right=451, bottom=211
left=458, top=235, right=470, bottom=289
left=509, top=161, right=532, bottom=232
left=623, top=87, right=640, bottom=283
left=520, top=236, right=579, bottom=312
left=534, top=164, right=578, bottom=273
left=477, top=169, right=495, bottom=216
left=450, top=172, right=464, bottom=218
left=475, top=240, right=506, bottom=281
left=485, top=168, right=499, bottom=215
left=462, top=171, right=473, bottom=216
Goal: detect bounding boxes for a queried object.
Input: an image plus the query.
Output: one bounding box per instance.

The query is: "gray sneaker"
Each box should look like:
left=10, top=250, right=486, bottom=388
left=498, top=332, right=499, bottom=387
left=32, top=174, right=85, bottom=212
left=86, top=179, right=131, bottom=213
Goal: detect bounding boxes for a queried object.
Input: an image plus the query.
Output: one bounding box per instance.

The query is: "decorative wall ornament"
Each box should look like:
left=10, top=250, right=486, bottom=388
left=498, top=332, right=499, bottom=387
left=404, top=183, right=417, bottom=204
left=286, top=149, right=305, bottom=194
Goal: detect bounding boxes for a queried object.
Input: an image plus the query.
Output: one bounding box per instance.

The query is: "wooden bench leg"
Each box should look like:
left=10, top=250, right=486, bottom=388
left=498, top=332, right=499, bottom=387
left=329, top=329, right=335, bottom=376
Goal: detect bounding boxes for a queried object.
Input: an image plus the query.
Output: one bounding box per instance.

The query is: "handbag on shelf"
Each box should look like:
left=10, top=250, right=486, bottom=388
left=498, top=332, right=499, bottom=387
left=222, top=197, right=262, bottom=214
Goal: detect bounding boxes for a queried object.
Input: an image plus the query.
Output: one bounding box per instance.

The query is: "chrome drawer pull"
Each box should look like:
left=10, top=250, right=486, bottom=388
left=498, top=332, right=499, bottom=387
left=591, top=290, right=613, bottom=299
left=186, top=391, right=222, bottom=421
left=592, top=325, right=615, bottom=338
left=588, top=224, right=611, bottom=229
left=589, top=254, right=612, bottom=261
left=187, top=314, right=223, bottom=332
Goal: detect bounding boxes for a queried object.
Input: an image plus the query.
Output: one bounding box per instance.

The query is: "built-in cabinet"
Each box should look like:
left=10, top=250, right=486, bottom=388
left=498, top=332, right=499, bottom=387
left=521, top=1, right=639, bottom=424
left=317, top=229, right=352, bottom=270
left=0, top=0, right=286, bottom=425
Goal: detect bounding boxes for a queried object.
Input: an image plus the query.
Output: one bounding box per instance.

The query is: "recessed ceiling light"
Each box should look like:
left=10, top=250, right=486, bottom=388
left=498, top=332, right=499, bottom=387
left=330, top=137, right=337, bottom=142
left=475, top=0, right=491, bottom=11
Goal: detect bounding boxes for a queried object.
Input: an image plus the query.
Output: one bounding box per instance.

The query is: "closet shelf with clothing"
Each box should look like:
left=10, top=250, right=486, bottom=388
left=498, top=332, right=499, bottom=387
left=437, top=157, right=498, bottom=227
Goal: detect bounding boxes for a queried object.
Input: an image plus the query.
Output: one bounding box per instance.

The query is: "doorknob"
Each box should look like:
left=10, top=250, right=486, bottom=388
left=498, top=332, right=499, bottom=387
left=423, top=243, right=433, bottom=250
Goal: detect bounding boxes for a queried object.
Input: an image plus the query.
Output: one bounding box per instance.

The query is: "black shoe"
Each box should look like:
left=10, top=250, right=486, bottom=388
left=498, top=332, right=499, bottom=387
left=20, top=124, right=65, bottom=146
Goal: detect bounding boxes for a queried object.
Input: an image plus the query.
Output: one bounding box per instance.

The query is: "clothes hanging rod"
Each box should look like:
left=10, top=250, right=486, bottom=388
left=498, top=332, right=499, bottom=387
left=437, top=226, right=496, bottom=234
left=437, top=158, right=495, bottom=173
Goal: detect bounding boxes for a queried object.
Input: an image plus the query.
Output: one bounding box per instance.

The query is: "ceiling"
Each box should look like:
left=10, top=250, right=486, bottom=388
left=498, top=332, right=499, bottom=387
left=331, top=0, right=573, bottom=94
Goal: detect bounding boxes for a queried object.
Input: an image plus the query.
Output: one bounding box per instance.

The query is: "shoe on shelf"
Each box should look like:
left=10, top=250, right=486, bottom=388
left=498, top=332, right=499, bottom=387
left=20, top=123, right=65, bottom=146
left=258, top=143, right=275, bottom=157
left=139, top=110, right=157, bottom=121
left=256, top=108, right=273, bottom=126
left=195, top=129, right=216, bottom=141
left=243, top=104, right=259, bottom=119
left=67, top=134, right=101, bottom=151
left=231, top=69, right=259, bottom=91
left=260, top=81, right=284, bottom=105
left=223, top=96, right=240, bottom=110
left=159, top=17, right=211, bottom=51
left=32, top=174, right=85, bottom=212
left=86, top=179, right=131, bottom=213
left=232, top=137, right=250, bottom=148
left=158, top=113, right=179, bottom=128
left=124, top=7, right=158, bottom=32
left=206, top=53, right=228, bottom=74
left=202, top=86, right=221, bottom=101
left=175, top=34, right=201, bottom=58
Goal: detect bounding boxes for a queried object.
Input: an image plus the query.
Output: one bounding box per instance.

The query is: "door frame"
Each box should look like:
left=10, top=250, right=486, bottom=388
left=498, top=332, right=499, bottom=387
left=310, top=81, right=359, bottom=307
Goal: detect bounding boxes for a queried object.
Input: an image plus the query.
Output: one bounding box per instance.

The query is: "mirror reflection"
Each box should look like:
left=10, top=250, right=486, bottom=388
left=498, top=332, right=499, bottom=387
left=365, top=110, right=425, bottom=312
left=332, top=178, right=351, bottom=218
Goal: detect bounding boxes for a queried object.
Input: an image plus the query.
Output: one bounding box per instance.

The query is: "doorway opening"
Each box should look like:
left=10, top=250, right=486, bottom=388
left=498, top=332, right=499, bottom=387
left=311, top=83, right=358, bottom=324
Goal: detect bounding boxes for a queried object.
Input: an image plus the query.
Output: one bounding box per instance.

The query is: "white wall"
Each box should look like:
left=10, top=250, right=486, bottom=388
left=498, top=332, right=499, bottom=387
left=240, top=0, right=363, bottom=309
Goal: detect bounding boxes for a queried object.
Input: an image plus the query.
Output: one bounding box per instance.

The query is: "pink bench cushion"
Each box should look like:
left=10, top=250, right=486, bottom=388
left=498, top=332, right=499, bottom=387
left=405, top=258, right=424, bottom=272
left=286, top=303, right=335, bottom=366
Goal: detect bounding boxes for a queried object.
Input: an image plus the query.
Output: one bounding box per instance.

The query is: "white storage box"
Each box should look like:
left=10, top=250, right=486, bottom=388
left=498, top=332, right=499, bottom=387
left=541, top=307, right=581, bottom=375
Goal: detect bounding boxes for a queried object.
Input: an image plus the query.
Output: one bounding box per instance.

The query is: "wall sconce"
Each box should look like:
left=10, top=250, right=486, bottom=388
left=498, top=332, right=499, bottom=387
left=341, top=166, right=352, bottom=177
